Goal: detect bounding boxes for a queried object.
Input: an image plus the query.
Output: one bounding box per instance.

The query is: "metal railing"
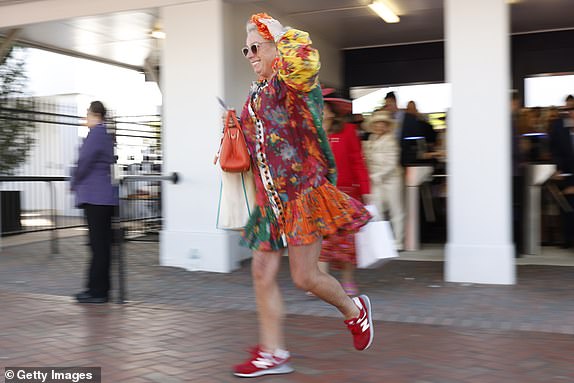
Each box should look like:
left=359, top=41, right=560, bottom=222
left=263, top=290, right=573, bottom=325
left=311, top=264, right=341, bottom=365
left=0, top=175, right=71, bottom=253
left=0, top=172, right=180, bottom=304
left=114, top=172, right=179, bottom=303
left=0, top=100, right=162, bottom=241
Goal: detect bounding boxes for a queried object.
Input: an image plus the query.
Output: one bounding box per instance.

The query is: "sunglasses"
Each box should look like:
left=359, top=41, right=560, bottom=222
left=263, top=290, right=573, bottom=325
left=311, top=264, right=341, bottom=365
left=241, top=41, right=274, bottom=57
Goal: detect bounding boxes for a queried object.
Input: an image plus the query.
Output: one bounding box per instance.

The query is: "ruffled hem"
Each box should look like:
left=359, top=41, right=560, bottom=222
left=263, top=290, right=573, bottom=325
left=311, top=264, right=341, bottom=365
left=240, top=205, right=286, bottom=252
left=240, top=182, right=371, bottom=251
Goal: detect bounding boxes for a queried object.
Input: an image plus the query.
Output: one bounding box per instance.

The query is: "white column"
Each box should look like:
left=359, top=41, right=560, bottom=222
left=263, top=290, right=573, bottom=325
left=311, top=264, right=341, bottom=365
left=160, top=0, right=247, bottom=273
left=444, top=0, right=515, bottom=284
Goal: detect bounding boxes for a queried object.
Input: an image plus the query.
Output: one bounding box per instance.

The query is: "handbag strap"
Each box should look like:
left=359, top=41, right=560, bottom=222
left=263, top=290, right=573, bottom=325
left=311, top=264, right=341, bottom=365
left=226, top=109, right=242, bottom=131
left=214, top=109, right=243, bottom=165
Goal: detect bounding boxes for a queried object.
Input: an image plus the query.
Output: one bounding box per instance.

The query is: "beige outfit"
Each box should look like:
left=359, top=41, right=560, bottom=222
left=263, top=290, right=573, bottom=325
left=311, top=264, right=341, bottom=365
left=362, top=133, right=405, bottom=250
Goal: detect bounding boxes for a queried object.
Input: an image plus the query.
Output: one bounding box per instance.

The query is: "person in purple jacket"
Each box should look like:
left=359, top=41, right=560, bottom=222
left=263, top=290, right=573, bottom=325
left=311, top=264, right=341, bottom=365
left=71, top=101, right=119, bottom=303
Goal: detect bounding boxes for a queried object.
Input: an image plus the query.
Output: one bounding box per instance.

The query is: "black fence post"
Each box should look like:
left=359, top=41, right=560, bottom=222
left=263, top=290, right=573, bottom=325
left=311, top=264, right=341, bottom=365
left=48, top=181, right=58, bottom=255
left=115, top=221, right=126, bottom=304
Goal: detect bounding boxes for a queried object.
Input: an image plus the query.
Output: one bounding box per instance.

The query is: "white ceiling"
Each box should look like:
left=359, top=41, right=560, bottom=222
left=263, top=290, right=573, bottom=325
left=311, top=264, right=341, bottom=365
left=0, top=9, right=159, bottom=69
left=0, top=0, right=37, bottom=4
left=1, top=0, right=573, bottom=69
left=253, top=0, right=445, bottom=48
left=258, top=0, right=574, bottom=48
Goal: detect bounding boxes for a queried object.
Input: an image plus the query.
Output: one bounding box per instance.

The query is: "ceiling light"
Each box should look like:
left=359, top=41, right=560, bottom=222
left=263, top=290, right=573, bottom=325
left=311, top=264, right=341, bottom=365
left=368, top=0, right=400, bottom=23
left=150, top=28, right=166, bottom=39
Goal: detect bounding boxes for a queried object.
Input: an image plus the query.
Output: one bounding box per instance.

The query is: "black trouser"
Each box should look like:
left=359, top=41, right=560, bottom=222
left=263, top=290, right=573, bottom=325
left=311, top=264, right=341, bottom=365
left=84, top=204, right=115, bottom=297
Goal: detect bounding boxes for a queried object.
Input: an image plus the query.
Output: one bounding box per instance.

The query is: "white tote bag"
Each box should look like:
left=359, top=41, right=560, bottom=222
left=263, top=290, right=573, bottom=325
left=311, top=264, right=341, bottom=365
left=216, top=170, right=256, bottom=230
left=355, top=208, right=398, bottom=268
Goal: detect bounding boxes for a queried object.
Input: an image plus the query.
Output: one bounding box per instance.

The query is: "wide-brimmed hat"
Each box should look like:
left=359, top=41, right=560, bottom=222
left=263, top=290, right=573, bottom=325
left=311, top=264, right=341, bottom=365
left=324, top=97, right=352, bottom=116
left=322, top=87, right=336, bottom=97
left=363, top=111, right=397, bottom=132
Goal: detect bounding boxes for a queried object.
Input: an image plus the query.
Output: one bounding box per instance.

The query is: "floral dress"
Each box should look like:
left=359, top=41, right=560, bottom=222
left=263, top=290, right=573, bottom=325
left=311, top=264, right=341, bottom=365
left=239, top=28, right=370, bottom=251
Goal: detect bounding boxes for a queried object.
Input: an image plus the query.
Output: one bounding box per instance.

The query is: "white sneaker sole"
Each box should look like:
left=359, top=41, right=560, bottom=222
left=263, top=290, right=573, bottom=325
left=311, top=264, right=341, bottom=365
left=234, top=363, right=294, bottom=378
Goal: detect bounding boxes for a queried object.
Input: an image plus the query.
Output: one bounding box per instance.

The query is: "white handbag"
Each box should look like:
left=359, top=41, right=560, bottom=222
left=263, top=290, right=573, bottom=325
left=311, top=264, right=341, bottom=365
left=216, top=170, right=256, bottom=230
left=355, top=205, right=398, bottom=268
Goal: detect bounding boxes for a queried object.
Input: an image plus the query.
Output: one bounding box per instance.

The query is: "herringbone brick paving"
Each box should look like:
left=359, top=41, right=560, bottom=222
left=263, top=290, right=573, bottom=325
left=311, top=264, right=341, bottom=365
left=1, top=291, right=573, bottom=382
left=1, top=236, right=573, bottom=334
left=1, top=236, right=574, bottom=382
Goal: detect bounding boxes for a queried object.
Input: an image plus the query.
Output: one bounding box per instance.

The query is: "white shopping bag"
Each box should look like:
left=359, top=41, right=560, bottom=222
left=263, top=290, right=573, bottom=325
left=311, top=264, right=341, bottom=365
left=216, top=170, right=256, bottom=230
left=355, top=219, right=398, bottom=269
left=364, top=204, right=382, bottom=221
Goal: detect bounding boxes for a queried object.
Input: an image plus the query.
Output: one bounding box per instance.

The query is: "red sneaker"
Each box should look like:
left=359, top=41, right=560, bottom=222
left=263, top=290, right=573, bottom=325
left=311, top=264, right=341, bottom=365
left=344, top=294, right=374, bottom=350
left=233, top=348, right=294, bottom=378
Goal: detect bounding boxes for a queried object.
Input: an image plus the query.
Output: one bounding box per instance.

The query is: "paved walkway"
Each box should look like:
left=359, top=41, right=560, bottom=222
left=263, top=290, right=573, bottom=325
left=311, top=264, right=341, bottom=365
left=1, top=236, right=573, bottom=382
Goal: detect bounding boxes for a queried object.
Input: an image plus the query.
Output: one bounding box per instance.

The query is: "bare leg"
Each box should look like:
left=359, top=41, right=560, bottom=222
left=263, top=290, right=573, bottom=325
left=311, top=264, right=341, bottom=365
left=341, top=262, right=355, bottom=286
left=252, top=250, right=284, bottom=352
left=289, top=240, right=359, bottom=320
left=318, top=261, right=329, bottom=274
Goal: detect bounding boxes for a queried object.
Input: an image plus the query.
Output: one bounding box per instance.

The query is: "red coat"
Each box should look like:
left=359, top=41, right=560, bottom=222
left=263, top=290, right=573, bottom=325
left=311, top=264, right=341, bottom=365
left=328, top=123, right=370, bottom=200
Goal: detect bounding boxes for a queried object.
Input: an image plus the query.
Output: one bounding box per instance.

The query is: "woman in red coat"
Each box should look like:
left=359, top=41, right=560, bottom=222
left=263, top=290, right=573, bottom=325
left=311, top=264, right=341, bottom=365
left=318, top=96, right=371, bottom=296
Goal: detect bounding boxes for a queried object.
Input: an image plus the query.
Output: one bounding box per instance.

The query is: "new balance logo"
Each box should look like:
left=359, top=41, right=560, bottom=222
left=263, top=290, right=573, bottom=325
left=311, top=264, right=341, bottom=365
left=234, top=350, right=294, bottom=377
left=346, top=295, right=374, bottom=351
left=252, top=357, right=275, bottom=369
left=354, top=300, right=370, bottom=333
left=359, top=316, right=370, bottom=333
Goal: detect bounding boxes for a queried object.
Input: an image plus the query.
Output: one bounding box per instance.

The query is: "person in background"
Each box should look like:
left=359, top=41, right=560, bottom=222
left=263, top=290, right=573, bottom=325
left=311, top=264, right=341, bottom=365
left=405, top=100, right=417, bottom=116
left=511, top=92, right=526, bottom=256
left=318, top=95, right=371, bottom=296
left=546, top=106, right=560, bottom=125
left=549, top=102, right=574, bottom=249
left=383, top=91, right=405, bottom=140
left=71, top=101, right=118, bottom=303
left=231, top=14, right=373, bottom=378
left=349, top=112, right=369, bottom=141
left=541, top=105, right=563, bottom=246
left=530, top=107, right=547, bottom=133
left=362, top=111, right=405, bottom=251
left=405, top=100, right=438, bottom=156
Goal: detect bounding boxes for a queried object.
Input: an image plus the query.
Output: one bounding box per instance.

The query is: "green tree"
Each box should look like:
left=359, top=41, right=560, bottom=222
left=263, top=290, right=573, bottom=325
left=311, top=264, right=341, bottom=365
left=0, top=42, right=35, bottom=175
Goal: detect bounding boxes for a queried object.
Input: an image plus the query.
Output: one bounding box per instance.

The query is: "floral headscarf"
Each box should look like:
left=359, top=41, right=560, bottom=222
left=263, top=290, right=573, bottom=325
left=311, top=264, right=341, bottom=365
left=250, top=13, right=274, bottom=40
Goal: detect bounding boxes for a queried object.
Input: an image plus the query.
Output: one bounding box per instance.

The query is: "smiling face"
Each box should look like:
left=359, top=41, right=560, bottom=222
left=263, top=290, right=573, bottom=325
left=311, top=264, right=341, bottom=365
left=245, top=30, right=277, bottom=80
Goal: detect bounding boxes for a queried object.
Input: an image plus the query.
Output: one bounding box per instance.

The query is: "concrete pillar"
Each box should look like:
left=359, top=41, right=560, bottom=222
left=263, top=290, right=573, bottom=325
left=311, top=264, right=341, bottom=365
left=444, top=0, right=515, bottom=284
left=160, top=0, right=246, bottom=273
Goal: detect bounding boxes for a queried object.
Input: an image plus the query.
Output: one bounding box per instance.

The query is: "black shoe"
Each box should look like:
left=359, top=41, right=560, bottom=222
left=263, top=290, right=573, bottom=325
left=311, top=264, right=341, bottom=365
left=75, top=291, right=108, bottom=304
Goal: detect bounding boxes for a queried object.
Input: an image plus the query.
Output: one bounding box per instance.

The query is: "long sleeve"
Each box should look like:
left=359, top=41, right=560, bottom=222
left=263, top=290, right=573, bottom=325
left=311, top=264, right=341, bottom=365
left=71, top=124, right=118, bottom=207
left=363, top=135, right=401, bottom=183
left=346, top=125, right=371, bottom=195
left=72, top=130, right=101, bottom=187
left=276, top=29, right=320, bottom=92
left=266, top=28, right=334, bottom=184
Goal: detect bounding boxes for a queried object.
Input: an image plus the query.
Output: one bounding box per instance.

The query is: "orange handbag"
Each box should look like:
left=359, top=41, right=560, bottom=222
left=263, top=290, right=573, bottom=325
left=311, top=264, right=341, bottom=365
left=215, top=110, right=251, bottom=172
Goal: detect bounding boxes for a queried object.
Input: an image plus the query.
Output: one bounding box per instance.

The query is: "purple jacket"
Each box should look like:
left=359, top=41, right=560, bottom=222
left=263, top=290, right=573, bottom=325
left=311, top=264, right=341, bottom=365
left=71, top=124, right=119, bottom=207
